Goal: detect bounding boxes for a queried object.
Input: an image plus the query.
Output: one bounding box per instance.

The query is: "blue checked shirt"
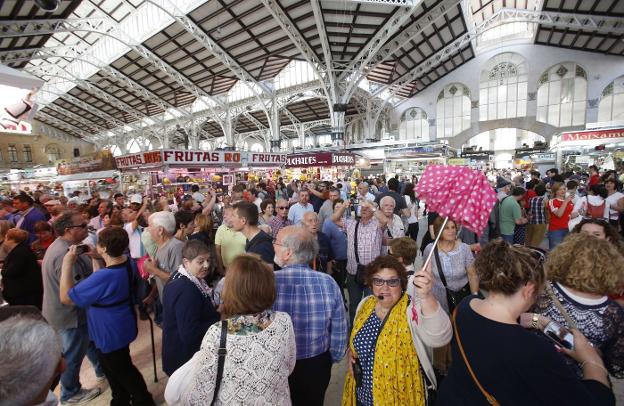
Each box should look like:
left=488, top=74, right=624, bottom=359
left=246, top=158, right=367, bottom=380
left=273, top=264, right=347, bottom=363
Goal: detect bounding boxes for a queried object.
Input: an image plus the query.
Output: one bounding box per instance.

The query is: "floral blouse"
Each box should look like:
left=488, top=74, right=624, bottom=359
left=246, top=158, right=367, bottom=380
left=227, top=310, right=275, bottom=336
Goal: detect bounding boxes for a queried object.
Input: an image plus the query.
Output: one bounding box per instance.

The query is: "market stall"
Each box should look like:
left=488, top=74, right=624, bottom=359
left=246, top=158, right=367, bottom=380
left=552, top=128, right=624, bottom=172
left=0, top=166, right=58, bottom=194
left=284, top=151, right=356, bottom=182
left=513, top=146, right=555, bottom=174
left=383, top=144, right=454, bottom=177
left=115, top=150, right=287, bottom=200
left=55, top=151, right=118, bottom=198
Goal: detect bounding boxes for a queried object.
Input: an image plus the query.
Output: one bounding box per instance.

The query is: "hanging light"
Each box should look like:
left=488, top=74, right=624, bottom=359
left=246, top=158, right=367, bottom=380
left=34, top=0, right=59, bottom=12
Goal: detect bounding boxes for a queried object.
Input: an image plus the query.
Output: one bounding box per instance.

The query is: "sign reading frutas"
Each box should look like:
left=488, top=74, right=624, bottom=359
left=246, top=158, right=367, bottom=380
left=249, top=153, right=287, bottom=165
left=115, top=151, right=162, bottom=169
left=562, top=129, right=624, bottom=142
left=162, top=150, right=241, bottom=165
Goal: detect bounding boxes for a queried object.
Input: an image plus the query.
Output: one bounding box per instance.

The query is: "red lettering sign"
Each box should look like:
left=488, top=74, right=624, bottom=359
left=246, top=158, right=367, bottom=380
left=562, top=129, right=624, bottom=142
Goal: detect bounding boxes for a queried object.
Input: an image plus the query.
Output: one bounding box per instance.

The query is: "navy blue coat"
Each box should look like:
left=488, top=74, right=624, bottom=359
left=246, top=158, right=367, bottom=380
left=162, top=272, right=220, bottom=376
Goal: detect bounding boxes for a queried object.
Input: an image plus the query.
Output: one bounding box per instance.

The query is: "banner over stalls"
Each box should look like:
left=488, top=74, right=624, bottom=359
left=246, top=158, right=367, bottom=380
left=162, top=150, right=242, bottom=166
left=115, top=151, right=162, bottom=169
left=286, top=152, right=356, bottom=168
left=562, top=129, right=624, bottom=142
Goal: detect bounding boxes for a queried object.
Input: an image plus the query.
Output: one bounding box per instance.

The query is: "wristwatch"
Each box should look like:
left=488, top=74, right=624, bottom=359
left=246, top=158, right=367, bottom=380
left=531, top=313, right=540, bottom=329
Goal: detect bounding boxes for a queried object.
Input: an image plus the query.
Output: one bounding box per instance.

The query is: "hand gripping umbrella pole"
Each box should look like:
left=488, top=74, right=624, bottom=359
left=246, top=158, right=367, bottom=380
left=420, top=216, right=449, bottom=273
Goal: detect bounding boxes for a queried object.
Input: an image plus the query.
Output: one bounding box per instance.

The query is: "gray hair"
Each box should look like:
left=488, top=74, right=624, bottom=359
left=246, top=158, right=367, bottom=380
left=149, top=211, right=176, bottom=235
left=53, top=210, right=80, bottom=236
left=0, top=316, right=61, bottom=406
left=379, top=196, right=396, bottom=207
left=282, top=226, right=318, bottom=265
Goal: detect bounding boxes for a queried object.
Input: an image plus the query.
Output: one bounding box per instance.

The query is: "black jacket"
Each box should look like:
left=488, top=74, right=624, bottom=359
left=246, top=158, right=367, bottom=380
left=1, top=241, right=43, bottom=308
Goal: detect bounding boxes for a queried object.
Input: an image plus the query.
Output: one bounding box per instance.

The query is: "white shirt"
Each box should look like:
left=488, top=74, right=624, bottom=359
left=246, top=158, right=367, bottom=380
left=605, top=192, right=624, bottom=220
left=124, top=222, right=145, bottom=258
left=192, top=191, right=205, bottom=203
left=572, top=195, right=609, bottom=219
left=88, top=215, right=104, bottom=230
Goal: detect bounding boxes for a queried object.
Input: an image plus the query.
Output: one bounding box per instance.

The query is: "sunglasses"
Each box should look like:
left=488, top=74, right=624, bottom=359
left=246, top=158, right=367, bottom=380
left=277, top=206, right=288, bottom=210
left=371, top=277, right=401, bottom=287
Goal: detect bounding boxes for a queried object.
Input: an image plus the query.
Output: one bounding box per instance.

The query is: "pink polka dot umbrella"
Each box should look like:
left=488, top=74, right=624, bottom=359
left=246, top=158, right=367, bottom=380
left=415, top=165, right=497, bottom=273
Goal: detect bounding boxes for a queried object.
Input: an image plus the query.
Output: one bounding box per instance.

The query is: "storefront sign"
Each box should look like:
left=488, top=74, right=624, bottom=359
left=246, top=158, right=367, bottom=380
left=248, top=153, right=287, bottom=166
left=115, top=151, right=162, bottom=169
left=162, top=150, right=242, bottom=165
left=286, top=152, right=355, bottom=168
left=534, top=153, right=555, bottom=162
left=448, top=158, right=467, bottom=166
left=562, top=129, right=624, bottom=142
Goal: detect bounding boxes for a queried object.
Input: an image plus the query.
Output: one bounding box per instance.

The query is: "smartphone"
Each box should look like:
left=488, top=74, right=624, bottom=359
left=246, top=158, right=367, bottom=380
left=75, top=244, right=90, bottom=255
left=543, top=321, right=574, bottom=350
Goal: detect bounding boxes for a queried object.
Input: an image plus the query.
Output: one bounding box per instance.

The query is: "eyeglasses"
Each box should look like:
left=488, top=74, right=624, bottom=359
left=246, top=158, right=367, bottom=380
left=277, top=206, right=288, bottom=210
left=371, top=277, right=401, bottom=287
left=68, top=223, right=88, bottom=229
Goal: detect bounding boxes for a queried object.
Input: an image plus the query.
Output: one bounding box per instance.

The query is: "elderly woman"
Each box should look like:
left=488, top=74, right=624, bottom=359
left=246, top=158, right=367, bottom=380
left=162, top=240, right=220, bottom=376
left=165, top=254, right=296, bottom=405
left=1, top=228, right=43, bottom=308
left=379, top=196, right=405, bottom=254
left=530, top=234, right=624, bottom=379
left=258, top=199, right=275, bottom=228
left=59, top=226, right=154, bottom=405
left=437, top=241, right=614, bottom=405
left=342, top=255, right=452, bottom=406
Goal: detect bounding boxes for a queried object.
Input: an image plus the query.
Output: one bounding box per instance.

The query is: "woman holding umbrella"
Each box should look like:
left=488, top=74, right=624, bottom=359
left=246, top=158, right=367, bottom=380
left=342, top=255, right=452, bottom=406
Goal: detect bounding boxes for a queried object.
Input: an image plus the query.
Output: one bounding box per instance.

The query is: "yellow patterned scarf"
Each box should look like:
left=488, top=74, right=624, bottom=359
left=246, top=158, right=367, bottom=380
left=342, top=294, right=424, bottom=406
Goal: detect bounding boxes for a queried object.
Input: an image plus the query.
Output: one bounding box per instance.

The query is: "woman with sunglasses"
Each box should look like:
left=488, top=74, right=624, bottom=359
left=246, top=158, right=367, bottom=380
left=342, top=255, right=451, bottom=406
left=530, top=233, right=624, bottom=380
left=437, top=240, right=614, bottom=406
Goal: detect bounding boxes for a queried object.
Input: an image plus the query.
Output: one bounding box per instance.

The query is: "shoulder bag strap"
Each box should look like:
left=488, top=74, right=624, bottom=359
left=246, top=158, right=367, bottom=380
left=433, top=246, right=448, bottom=288
left=545, top=283, right=578, bottom=329
left=210, top=320, right=228, bottom=406
left=452, top=309, right=500, bottom=406
left=354, top=220, right=361, bottom=265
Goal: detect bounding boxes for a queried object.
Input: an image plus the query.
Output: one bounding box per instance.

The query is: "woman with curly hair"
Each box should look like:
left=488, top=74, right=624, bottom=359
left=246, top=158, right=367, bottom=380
left=571, top=218, right=622, bottom=249
left=531, top=233, right=624, bottom=379
left=437, top=240, right=614, bottom=406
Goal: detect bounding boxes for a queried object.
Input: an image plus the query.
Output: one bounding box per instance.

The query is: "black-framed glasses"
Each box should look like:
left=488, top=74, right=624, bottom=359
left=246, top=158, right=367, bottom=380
left=277, top=206, right=288, bottom=210
left=371, top=277, right=401, bottom=287
left=68, top=223, right=88, bottom=229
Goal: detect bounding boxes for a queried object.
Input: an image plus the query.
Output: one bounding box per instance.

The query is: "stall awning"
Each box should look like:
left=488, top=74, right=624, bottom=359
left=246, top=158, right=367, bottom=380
left=55, top=170, right=117, bottom=182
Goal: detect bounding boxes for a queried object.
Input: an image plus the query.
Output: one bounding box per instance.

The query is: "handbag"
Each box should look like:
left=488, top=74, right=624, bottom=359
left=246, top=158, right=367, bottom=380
left=354, top=220, right=366, bottom=286
left=210, top=320, right=228, bottom=406
left=452, top=309, right=500, bottom=405
left=433, top=246, right=470, bottom=313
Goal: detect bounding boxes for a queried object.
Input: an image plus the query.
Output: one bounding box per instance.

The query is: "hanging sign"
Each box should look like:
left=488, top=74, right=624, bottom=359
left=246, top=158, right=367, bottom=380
left=162, top=150, right=242, bottom=165
left=115, top=151, right=163, bottom=169
left=562, top=129, right=624, bottom=142
left=248, top=152, right=287, bottom=166
left=286, top=152, right=355, bottom=168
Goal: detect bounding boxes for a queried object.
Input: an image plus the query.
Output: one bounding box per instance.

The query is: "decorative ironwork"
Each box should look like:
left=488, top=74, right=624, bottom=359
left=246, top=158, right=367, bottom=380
left=488, top=62, right=518, bottom=84
left=556, top=65, right=568, bottom=77
left=575, top=65, right=587, bottom=79
left=602, top=82, right=614, bottom=97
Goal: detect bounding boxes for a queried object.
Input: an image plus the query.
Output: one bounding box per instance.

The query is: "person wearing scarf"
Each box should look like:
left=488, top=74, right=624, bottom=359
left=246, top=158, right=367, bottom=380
left=162, top=240, right=219, bottom=376
left=342, top=255, right=452, bottom=406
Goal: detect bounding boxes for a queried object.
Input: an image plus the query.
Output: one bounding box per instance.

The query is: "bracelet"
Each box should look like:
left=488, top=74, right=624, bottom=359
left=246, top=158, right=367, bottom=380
left=531, top=313, right=540, bottom=330
left=581, top=361, right=608, bottom=374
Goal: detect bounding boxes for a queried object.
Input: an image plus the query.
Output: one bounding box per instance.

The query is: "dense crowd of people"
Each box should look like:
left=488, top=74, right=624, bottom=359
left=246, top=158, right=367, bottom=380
left=0, top=165, right=622, bottom=406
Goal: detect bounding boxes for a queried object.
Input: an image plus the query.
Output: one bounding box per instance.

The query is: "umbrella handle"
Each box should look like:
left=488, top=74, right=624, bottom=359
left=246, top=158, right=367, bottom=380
left=421, top=216, right=449, bottom=273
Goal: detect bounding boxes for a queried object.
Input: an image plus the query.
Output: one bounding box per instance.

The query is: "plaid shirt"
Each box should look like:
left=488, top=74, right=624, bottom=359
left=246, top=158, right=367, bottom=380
left=269, top=216, right=294, bottom=239
left=346, top=217, right=383, bottom=275
left=273, top=264, right=347, bottom=362
left=529, top=196, right=547, bottom=224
